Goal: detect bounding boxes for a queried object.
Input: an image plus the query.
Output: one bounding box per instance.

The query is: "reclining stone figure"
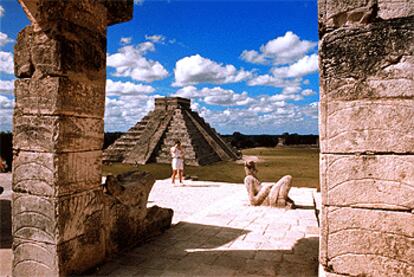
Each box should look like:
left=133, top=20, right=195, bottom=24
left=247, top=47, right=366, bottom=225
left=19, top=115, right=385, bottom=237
left=244, top=161, right=295, bottom=208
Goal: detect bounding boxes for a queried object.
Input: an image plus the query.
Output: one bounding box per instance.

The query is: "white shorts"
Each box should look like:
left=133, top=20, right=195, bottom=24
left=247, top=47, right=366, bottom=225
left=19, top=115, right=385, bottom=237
left=172, top=158, right=184, bottom=170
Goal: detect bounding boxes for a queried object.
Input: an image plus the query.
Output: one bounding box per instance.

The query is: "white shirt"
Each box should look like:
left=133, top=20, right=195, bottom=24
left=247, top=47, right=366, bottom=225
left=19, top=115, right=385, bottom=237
left=170, top=146, right=183, bottom=159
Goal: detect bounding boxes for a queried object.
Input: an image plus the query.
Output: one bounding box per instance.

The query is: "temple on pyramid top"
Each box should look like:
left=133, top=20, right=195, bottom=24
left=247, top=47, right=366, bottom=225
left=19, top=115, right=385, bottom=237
left=103, top=97, right=240, bottom=166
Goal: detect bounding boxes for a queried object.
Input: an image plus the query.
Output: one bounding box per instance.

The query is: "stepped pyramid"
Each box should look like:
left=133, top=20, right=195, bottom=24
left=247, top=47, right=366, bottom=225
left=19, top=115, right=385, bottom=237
left=103, top=97, right=240, bottom=166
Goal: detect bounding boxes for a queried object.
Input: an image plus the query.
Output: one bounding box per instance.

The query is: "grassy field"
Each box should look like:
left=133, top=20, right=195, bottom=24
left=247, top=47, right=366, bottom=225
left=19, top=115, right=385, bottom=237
left=103, top=147, right=320, bottom=189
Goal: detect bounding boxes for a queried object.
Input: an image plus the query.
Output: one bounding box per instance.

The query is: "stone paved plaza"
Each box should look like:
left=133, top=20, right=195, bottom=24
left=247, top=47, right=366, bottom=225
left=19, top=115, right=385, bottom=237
left=0, top=174, right=320, bottom=276
left=91, top=179, right=320, bottom=276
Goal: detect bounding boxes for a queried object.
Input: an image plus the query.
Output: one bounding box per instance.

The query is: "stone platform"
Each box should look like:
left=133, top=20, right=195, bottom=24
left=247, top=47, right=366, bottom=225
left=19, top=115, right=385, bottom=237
left=91, top=180, right=320, bottom=276
left=0, top=174, right=320, bottom=276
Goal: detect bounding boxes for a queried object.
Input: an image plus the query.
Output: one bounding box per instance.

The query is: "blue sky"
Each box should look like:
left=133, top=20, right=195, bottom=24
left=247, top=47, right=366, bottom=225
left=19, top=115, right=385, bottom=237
left=0, top=0, right=319, bottom=135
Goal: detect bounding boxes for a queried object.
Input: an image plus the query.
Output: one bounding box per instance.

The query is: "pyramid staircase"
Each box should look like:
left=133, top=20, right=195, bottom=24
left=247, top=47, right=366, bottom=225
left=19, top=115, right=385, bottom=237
left=103, top=97, right=240, bottom=166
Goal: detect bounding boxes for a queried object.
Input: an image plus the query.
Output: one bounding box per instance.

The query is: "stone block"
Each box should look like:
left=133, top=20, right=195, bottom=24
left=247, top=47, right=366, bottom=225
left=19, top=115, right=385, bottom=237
left=320, top=99, right=414, bottom=153
left=18, top=0, right=107, bottom=33
left=13, top=151, right=102, bottom=197
left=13, top=237, right=58, bottom=277
left=318, top=0, right=376, bottom=32
left=13, top=190, right=104, bottom=244
left=322, top=207, right=414, bottom=276
left=321, top=56, right=414, bottom=102
left=102, top=0, right=134, bottom=25
left=14, top=21, right=106, bottom=79
left=14, top=26, right=34, bottom=78
left=13, top=115, right=103, bottom=152
left=320, top=154, right=414, bottom=210
left=57, top=217, right=105, bottom=276
left=320, top=17, right=413, bottom=83
left=378, top=0, right=414, bottom=20
left=14, top=78, right=105, bottom=118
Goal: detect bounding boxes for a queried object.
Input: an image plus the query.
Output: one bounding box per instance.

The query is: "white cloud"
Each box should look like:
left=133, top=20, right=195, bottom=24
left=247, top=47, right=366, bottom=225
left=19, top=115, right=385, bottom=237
left=105, top=94, right=159, bottom=132
left=301, top=89, right=316, bottom=96
left=174, top=86, right=254, bottom=106
left=106, top=79, right=155, bottom=96
left=107, top=43, right=168, bottom=83
left=0, top=32, right=13, bottom=47
left=0, top=5, right=4, bottom=17
left=241, top=31, right=317, bottom=65
left=240, top=50, right=267, bottom=65
left=120, top=37, right=132, bottom=45
left=0, top=79, right=14, bottom=93
left=173, top=54, right=252, bottom=87
left=134, top=0, right=144, bottom=5
left=247, top=74, right=301, bottom=88
left=272, top=54, right=318, bottom=78
left=145, top=34, right=166, bottom=44
left=301, top=102, right=319, bottom=119
left=0, top=51, right=13, bottom=74
left=0, top=95, right=14, bottom=131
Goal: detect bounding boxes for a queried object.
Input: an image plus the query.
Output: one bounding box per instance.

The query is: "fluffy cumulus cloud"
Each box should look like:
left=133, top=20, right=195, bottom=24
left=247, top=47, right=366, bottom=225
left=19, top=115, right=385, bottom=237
left=0, top=5, right=4, bottom=17
left=195, top=100, right=314, bottom=134
left=247, top=74, right=301, bottom=88
left=241, top=31, right=317, bottom=65
left=106, top=79, right=155, bottom=96
left=107, top=43, right=168, bottom=82
left=0, top=51, right=13, bottom=74
left=174, top=86, right=254, bottom=106
left=0, top=32, right=13, bottom=47
left=105, top=94, right=158, bottom=132
left=271, top=54, right=318, bottom=78
left=173, top=54, right=252, bottom=87
left=0, top=80, right=14, bottom=93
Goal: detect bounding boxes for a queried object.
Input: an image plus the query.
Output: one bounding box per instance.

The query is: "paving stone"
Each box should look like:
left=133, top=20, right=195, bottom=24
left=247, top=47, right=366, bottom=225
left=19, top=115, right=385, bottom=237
left=1, top=175, right=318, bottom=276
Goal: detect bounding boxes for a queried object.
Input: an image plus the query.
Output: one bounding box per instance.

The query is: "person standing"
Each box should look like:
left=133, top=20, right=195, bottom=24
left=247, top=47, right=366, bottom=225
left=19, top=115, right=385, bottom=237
left=170, top=140, right=185, bottom=186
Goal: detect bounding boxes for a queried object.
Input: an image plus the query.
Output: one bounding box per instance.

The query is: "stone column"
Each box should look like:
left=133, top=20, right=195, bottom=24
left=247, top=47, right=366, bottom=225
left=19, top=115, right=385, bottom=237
left=12, top=1, right=132, bottom=276
left=318, top=1, right=414, bottom=276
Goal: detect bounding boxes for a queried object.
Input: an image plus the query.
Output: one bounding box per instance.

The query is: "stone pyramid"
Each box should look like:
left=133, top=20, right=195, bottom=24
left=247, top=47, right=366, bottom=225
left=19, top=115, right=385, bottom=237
left=103, top=97, right=239, bottom=166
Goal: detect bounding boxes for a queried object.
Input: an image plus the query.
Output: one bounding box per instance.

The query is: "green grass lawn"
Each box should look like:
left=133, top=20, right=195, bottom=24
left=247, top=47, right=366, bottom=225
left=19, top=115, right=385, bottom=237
left=103, top=146, right=320, bottom=189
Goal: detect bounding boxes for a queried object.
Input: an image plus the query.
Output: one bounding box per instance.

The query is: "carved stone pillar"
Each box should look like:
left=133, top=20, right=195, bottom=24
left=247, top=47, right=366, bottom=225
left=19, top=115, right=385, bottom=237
left=318, top=0, right=414, bottom=276
left=12, top=1, right=132, bottom=276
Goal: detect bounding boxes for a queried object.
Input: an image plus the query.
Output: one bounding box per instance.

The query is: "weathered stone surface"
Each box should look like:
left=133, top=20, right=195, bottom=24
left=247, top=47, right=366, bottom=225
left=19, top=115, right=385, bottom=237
left=322, top=207, right=414, bottom=276
left=320, top=17, right=414, bottom=84
left=13, top=190, right=103, bottom=244
left=329, top=255, right=414, bottom=277
left=14, top=78, right=105, bottom=118
left=19, top=0, right=133, bottom=30
left=13, top=115, right=103, bottom=152
left=102, top=171, right=173, bottom=254
left=14, top=21, right=106, bottom=80
left=318, top=0, right=376, bottom=32
left=13, top=238, right=58, bottom=277
left=378, top=0, right=414, bottom=20
left=57, top=231, right=105, bottom=275
left=105, top=171, right=155, bottom=208
left=102, top=0, right=134, bottom=25
left=320, top=56, right=414, bottom=102
left=320, top=99, right=414, bottom=153
left=14, top=26, right=34, bottom=78
left=320, top=154, right=414, bottom=210
left=18, top=0, right=107, bottom=32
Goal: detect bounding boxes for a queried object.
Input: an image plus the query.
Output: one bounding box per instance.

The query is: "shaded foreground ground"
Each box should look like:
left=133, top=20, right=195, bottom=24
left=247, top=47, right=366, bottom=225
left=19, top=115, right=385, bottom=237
left=88, top=179, right=320, bottom=276
left=0, top=174, right=320, bottom=276
left=104, top=147, right=320, bottom=189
